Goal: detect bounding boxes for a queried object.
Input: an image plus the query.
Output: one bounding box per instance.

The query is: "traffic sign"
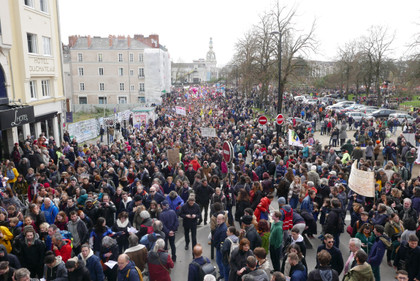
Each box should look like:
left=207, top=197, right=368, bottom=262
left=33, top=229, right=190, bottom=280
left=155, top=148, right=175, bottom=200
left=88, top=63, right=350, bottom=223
left=276, top=114, right=284, bottom=125
left=222, top=141, right=233, bottom=163
left=258, top=116, right=268, bottom=125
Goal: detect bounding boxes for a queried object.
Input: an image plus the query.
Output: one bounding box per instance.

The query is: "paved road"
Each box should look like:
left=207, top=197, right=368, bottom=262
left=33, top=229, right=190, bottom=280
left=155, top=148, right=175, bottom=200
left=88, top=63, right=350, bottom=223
left=160, top=128, right=418, bottom=280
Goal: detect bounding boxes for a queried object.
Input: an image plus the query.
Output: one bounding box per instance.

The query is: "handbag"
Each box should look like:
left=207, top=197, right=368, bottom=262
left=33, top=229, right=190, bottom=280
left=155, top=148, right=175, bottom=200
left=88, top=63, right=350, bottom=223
left=346, top=225, right=353, bottom=236
left=158, top=254, right=171, bottom=274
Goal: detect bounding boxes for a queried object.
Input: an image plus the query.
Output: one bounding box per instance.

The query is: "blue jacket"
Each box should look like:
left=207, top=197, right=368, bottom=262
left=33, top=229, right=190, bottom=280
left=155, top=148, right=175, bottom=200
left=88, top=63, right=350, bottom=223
left=300, top=196, right=313, bottom=214
left=159, top=208, right=179, bottom=236
left=290, top=262, right=307, bottom=281
left=41, top=203, right=59, bottom=224
left=117, top=261, right=141, bottom=281
left=188, top=256, right=211, bottom=281
left=78, top=251, right=104, bottom=281
left=213, top=222, right=227, bottom=249
left=368, top=235, right=390, bottom=267
left=166, top=195, right=184, bottom=214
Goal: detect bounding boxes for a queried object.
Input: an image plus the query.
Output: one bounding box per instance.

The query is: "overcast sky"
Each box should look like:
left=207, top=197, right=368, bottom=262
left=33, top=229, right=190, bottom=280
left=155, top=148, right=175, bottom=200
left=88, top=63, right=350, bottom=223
left=58, top=0, right=420, bottom=67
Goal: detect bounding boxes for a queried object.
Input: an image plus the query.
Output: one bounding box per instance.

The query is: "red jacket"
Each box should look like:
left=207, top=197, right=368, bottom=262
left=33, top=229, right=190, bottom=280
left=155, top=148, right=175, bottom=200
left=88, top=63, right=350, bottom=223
left=54, top=239, right=72, bottom=262
left=147, top=250, right=174, bottom=281
left=254, top=197, right=271, bottom=222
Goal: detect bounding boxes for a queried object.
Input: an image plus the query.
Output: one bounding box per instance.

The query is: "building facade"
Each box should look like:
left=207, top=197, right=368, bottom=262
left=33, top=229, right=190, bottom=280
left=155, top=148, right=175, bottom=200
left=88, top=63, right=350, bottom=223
left=0, top=0, right=64, bottom=158
left=65, top=34, right=171, bottom=107
left=171, top=38, right=219, bottom=84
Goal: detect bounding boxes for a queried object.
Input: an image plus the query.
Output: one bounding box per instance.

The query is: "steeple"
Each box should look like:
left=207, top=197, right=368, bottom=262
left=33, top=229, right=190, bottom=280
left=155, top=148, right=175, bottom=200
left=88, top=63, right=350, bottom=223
left=206, top=37, right=216, bottom=63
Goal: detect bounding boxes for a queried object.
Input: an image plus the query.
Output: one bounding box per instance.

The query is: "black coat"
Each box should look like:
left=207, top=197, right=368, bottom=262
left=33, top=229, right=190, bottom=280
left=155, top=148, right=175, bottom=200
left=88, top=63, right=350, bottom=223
left=316, top=244, right=344, bottom=275
left=229, top=248, right=254, bottom=281
left=194, top=184, right=214, bottom=205
left=308, top=266, right=339, bottom=281
left=394, top=242, right=420, bottom=281
left=180, top=202, right=201, bottom=227
left=244, top=225, right=262, bottom=251
left=324, top=208, right=344, bottom=235
left=235, top=200, right=251, bottom=222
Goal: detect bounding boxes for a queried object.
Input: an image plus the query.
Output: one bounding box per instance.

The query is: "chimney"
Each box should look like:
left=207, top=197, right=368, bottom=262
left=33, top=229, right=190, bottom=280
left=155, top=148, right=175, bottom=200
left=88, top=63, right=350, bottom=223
left=108, top=35, right=114, bottom=47
left=68, top=35, right=78, bottom=47
left=149, top=34, right=159, bottom=48
left=127, top=35, right=131, bottom=48
left=87, top=35, right=92, bottom=48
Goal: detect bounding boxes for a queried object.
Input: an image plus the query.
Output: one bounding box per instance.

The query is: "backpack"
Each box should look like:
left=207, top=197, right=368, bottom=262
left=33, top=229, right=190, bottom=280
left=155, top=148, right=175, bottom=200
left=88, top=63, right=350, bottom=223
left=6, top=169, right=15, bottom=180
left=126, top=266, right=143, bottom=281
left=140, top=224, right=154, bottom=234
left=140, top=232, right=162, bottom=251
left=226, top=237, right=239, bottom=262
left=60, top=231, right=74, bottom=248
left=192, top=260, right=216, bottom=281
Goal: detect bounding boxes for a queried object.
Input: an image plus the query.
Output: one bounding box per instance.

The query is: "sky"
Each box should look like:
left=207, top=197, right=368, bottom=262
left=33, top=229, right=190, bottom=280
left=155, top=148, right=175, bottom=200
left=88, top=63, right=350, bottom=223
left=58, top=0, right=420, bottom=67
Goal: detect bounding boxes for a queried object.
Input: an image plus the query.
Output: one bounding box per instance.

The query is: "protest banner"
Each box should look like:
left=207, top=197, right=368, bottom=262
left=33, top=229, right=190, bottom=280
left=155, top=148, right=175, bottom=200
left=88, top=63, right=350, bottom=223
left=201, top=127, right=217, bottom=137
left=348, top=161, right=375, bottom=197
left=175, top=106, right=186, bottom=116
left=167, top=148, right=180, bottom=165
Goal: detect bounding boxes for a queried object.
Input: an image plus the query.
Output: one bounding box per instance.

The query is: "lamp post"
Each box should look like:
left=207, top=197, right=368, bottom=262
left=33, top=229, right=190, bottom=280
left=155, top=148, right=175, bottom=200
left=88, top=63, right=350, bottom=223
left=271, top=31, right=282, bottom=145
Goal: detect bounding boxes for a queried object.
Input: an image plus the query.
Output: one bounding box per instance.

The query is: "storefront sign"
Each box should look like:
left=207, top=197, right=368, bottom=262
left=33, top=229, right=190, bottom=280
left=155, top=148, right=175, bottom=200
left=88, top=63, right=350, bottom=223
left=0, top=106, right=34, bottom=130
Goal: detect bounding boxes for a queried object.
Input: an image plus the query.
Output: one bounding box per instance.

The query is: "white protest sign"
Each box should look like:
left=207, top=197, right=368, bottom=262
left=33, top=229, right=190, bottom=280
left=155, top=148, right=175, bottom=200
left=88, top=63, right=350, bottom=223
left=201, top=127, right=216, bottom=137
left=175, top=106, right=186, bottom=116
left=348, top=161, right=375, bottom=197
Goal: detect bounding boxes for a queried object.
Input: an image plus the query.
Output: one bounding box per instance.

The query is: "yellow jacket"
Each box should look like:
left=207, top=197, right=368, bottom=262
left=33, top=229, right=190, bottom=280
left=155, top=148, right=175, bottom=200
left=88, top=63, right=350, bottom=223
left=6, top=168, right=19, bottom=184
left=0, top=226, right=13, bottom=253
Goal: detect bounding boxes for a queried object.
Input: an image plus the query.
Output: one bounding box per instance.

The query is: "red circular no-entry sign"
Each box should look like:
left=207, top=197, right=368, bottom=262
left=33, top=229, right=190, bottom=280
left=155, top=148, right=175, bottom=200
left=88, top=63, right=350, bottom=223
left=222, top=141, right=233, bottom=163
left=276, top=114, right=284, bottom=125
left=258, top=116, right=268, bottom=125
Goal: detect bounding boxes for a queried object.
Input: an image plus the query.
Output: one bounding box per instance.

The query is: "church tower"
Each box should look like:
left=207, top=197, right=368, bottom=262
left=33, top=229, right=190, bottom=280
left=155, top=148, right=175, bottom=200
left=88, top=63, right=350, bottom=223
left=206, top=37, right=216, bottom=65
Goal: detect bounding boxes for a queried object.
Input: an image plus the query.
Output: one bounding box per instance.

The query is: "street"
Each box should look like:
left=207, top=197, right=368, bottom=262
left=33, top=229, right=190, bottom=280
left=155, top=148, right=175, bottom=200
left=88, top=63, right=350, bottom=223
left=167, top=127, right=416, bottom=280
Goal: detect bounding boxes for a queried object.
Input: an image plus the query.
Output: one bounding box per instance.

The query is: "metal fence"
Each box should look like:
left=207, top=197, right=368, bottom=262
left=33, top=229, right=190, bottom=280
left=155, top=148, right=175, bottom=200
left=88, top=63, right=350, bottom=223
left=72, top=103, right=148, bottom=114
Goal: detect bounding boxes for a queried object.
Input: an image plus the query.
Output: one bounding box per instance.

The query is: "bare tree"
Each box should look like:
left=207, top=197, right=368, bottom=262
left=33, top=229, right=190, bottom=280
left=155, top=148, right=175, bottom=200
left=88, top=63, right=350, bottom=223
left=338, top=40, right=358, bottom=98
left=271, top=2, right=317, bottom=111
left=360, top=26, right=394, bottom=106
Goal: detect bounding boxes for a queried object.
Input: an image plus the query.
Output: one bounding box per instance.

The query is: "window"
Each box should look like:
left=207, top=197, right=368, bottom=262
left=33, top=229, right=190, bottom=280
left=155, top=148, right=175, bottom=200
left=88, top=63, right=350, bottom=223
left=98, top=53, right=103, bottom=62
left=129, top=53, right=134, bottom=62
left=138, top=97, right=146, bottom=103
left=118, top=97, right=127, bottom=104
left=130, top=70, right=134, bottom=76
left=98, top=97, right=107, bottom=104
left=99, top=83, right=105, bottom=91
left=29, top=81, right=37, bottom=99
left=98, top=68, right=104, bottom=76
left=78, top=67, right=84, bottom=76
left=130, top=85, right=135, bottom=91
left=118, top=68, right=124, bottom=76
left=138, top=68, right=144, bottom=77
left=79, top=83, right=85, bottom=91
left=27, top=33, right=37, bottom=53
left=24, top=0, right=33, bottom=7
left=139, top=83, right=145, bottom=92
left=138, top=53, right=143, bottom=62
left=118, top=53, right=123, bottom=62
left=119, top=83, right=125, bottom=91
left=40, top=0, right=48, bottom=12
left=43, top=37, right=51, bottom=55
left=78, top=53, right=83, bottom=62
left=79, top=97, right=87, bottom=104
left=41, top=80, right=50, bottom=97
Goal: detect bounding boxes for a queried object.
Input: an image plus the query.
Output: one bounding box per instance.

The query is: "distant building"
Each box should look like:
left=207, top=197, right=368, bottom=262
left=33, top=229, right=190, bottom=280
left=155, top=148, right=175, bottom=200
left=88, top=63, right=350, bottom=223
left=171, top=38, right=219, bottom=84
left=64, top=34, right=170, bottom=106
left=308, top=60, right=337, bottom=78
left=0, top=0, right=65, bottom=157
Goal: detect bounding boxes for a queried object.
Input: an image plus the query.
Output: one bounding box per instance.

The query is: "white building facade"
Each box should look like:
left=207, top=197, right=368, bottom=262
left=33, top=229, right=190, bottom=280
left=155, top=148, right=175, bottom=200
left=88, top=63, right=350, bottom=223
left=65, top=34, right=171, bottom=106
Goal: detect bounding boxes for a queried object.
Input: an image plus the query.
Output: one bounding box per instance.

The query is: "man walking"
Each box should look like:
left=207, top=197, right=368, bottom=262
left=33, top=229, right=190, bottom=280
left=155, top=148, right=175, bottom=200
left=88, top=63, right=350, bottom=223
left=368, top=225, right=391, bottom=281
left=269, top=211, right=283, bottom=272
left=160, top=200, right=179, bottom=262
left=213, top=214, right=227, bottom=280
left=316, top=234, right=344, bottom=276
left=180, top=197, right=201, bottom=250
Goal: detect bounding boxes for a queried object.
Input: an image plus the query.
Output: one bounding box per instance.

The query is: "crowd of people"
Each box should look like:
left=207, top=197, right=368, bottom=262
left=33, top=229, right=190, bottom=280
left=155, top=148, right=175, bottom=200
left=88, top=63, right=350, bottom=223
left=0, top=88, right=419, bottom=281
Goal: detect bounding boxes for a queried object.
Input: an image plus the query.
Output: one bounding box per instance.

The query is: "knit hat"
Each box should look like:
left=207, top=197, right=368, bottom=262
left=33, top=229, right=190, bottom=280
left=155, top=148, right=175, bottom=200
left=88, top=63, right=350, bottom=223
left=161, top=200, right=169, bottom=207
left=241, top=215, right=253, bottom=225
left=278, top=197, right=286, bottom=205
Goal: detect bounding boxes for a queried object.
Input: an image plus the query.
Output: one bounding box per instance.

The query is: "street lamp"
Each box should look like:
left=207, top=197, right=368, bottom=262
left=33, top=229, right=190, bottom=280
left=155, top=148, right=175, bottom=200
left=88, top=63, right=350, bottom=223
left=271, top=31, right=282, bottom=145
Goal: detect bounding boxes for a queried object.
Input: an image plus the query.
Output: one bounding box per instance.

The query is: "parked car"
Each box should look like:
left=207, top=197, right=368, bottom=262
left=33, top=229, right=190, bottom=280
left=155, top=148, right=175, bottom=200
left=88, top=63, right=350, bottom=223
left=287, top=117, right=312, bottom=127
left=345, top=112, right=368, bottom=122
left=388, top=113, right=415, bottom=125
left=368, top=109, right=395, bottom=119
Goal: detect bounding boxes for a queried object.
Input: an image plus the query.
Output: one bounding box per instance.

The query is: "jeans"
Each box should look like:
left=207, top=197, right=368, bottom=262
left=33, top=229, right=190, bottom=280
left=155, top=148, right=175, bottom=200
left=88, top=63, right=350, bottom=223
left=216, top=249, right=224, bottom=278
left=165, top=234, right=176, bottom=261
left=290, top=196, right=299, bottom=209
left=270, top=245, right=282, bottom=272
left=406, top=162, right=414, bottom=175
left=333, top=233, right=340, bottom=248
left=223, top=263, right=230, bottom=281
left=199, top=202, right=209, bottom=224
left=184, top=225, right=197, bottom=247
left=372, top=265, right=380, bottom=281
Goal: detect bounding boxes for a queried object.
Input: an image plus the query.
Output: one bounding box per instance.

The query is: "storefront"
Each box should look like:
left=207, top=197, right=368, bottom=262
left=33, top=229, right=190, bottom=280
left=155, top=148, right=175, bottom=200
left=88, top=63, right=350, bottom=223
left=0, top=105, right=35, bottom=159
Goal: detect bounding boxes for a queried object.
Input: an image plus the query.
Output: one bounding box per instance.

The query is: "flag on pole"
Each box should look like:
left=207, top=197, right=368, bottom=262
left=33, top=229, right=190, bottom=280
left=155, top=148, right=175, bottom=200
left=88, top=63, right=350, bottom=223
left=288, top=129, right=303, bottom=147
left=208, top=109, right=213, bottom=115
left=200, top=109, right=204, bottom=117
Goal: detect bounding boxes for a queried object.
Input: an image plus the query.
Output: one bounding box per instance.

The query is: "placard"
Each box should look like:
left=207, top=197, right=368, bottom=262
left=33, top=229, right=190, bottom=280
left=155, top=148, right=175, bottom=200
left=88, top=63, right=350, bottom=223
left=348, top=161, right=375, bottom=197
left=201, top=127, right=216, bottom=137
left=167, top=148, right=180, bottom=165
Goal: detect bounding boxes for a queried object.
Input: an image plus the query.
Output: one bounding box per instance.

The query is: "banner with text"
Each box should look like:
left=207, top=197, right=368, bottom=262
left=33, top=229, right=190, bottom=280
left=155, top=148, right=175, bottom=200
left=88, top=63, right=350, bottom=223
left=201, top=127, right=217, bottom=137
left=175, top=106, right=186, bottom=116
left=348, top=161, right=375, bottom=197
